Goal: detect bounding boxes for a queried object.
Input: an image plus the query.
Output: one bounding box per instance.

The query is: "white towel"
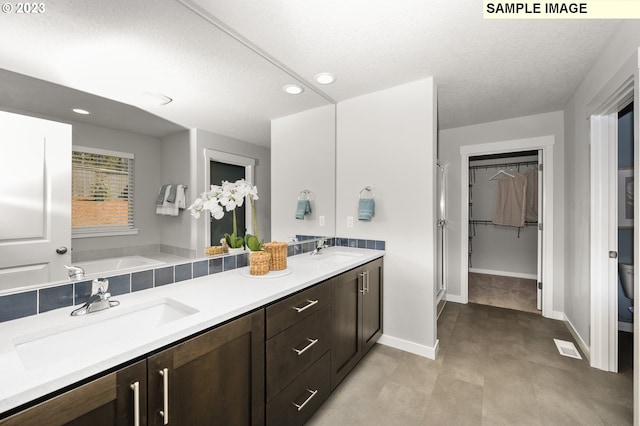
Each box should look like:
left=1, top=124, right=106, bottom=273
left=492, top=172, right=527, bottom=227
left=156, top=185, right=186, bottom=216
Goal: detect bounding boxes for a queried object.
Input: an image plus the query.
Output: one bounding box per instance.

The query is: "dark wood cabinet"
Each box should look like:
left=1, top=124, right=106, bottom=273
left=1, top=311, right=264, bottom=426
left=148, top=309, right=264, bottom=426
left=265, top=280, right=332, bottom=425
left=331, top=258, right=383, bottom=390
left=362, top=258, right=383, bottom=354
left=0, top=360, right=147, bottom=426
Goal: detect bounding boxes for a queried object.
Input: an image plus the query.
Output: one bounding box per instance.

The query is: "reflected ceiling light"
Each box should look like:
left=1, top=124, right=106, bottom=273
left=314, top=72, right=336, bottom=85
left=283, top=84, right=304, bottom=95
left=140, top=92, right=173, bottom=106
left=72, top=108, right=91, bottom=115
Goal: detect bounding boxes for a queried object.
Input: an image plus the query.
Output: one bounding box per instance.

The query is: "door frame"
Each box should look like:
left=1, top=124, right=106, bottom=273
left=459, top=136, right=555, bottom=319
left=588, top=64, right=637, bottom=373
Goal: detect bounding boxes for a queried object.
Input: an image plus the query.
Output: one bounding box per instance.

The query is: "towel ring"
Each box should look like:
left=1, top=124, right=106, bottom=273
left=359, top=186, right=375, bottom=199
left=298, top=190, right=311, bottom=200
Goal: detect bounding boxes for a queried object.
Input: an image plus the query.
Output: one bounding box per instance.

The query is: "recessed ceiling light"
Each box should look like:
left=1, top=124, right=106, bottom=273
left=315, top=73, right=336, bottom=85
left=72, top=108, right=91, bottom=115
left=283, top=84, right=304, bottom=95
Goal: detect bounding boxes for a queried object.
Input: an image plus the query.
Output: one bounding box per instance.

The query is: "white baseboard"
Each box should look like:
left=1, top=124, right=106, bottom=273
left=551, top=310, right=566, bottom=321
left=377, top=334, right=439, bottom=360
left=445, top=293, right=466, bottom=304
left=619, top=321, right=634, bottom=333
left=565, top=316, right=590, bottom=362
left=469, top=268, right=537, bottom=280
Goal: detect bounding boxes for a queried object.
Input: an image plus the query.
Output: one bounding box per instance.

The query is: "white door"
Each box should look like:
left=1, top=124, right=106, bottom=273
left=537, top=151, right=543, bottom=311
left=0, top=111, right=72, bottom=290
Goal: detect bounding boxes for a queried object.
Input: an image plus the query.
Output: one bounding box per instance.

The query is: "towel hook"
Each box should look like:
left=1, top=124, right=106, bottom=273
left=359, top=186, right=375, bottom=199
left=298, top=190, right=311, bottom=200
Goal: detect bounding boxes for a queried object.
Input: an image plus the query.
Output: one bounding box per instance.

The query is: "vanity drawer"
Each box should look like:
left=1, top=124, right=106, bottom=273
left=266, top=306, right=331, bottom=400
left=266, top=351, right=331, bottom=426
left=266, top=279, right=330, bottom=338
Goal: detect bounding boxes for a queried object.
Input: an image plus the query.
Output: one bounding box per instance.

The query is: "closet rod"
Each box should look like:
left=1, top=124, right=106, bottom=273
left=469, top=160, right=538, bottom=171
left=469, top=219, right=538, bottom=226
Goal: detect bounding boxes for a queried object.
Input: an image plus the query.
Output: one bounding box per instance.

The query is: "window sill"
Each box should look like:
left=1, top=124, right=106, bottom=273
left=72, top=229, right=140, bottom=239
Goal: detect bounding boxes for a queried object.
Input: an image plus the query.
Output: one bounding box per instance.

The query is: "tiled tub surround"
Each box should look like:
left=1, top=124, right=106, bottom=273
left=0, top=237, right=384, bottom=323
left=0, top=245, right=384, bottom=414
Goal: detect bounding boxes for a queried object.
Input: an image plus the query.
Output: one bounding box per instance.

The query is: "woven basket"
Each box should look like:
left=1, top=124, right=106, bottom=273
left=263, top=241, right=288, bottom=271
left=249, top=251, right=271, bottom=275
left=205, top=245, right=225, bottom=256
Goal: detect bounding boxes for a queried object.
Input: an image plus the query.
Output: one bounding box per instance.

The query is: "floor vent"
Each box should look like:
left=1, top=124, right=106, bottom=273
left=553, top=339, right=582, bottom=359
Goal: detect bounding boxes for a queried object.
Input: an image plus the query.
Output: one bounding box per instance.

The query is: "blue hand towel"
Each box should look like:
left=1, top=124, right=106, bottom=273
left=358, top=198, right=375, bottom=221
left=295, top=199, right=311, bottom=219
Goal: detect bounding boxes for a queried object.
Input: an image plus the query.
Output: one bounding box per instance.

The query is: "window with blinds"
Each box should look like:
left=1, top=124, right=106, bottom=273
left=72, top=146, right=135, bottom=236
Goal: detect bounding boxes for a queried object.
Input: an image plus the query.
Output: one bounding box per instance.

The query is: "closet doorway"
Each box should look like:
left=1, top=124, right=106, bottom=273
left=460, top=136, right=555, bottom=319
left=468, top=151, right=541, bottom=314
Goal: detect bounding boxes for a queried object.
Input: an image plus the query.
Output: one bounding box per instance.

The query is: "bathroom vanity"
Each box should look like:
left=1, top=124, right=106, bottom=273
left=0, top=247, right=383, bottom=425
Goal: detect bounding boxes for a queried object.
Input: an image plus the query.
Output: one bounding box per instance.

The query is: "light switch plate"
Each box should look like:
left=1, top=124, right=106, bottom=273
left=347, top=216, right=354, bottom=228
left=319, top=216, right=325, bottom=227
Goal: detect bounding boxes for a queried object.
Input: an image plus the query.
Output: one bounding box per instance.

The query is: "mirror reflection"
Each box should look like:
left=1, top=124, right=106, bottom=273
left=0, top=2, right=335, bottom=294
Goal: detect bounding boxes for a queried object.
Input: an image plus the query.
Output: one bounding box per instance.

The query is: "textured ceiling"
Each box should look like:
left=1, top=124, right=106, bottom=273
left=0, top=0, right=623, bottom=144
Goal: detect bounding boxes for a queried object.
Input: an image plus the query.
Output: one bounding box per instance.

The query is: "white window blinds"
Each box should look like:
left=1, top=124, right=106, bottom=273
left=72, top=146, right=135, bottom=236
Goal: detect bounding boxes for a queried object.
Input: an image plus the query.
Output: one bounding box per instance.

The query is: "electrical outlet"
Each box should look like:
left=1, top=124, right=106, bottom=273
left=319, top=216, right=325, bottom=227
left=347, top=216, right=354, bottom=228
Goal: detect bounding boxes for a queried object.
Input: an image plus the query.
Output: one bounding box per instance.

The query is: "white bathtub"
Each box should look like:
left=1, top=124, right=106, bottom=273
left=76, top=256, right=165, bottom=276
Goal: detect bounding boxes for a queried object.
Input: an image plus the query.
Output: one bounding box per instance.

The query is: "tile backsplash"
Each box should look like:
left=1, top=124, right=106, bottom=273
left=0, top=236, right=384, bottom=323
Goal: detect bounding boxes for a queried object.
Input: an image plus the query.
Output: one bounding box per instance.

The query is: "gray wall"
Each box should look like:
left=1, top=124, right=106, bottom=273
left=336, top=78, right=438, bottom=356
left=563, top=22, right=640, bottom=346
left=71, top=121, right=164, bottom=256
left=271, top=104, right=336, bottom=241
left=159, top=130, right=193, bottom=256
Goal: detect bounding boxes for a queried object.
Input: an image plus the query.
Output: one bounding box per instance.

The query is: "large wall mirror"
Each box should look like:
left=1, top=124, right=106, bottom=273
left=0, top=0, right=336, bottom=293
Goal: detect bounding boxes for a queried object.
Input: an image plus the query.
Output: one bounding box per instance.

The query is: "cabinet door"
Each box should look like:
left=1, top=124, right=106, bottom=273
left=0, top=360, right=146, bottom=426
left=363, top=258, right=383, bottom=355
left=330, top=266, right=363, bottom=390
left=148, top=310, right=265, bottom=426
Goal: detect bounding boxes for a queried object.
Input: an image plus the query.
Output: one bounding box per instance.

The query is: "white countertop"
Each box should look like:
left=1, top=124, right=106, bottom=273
left=0, top=247, right=383, bottom=414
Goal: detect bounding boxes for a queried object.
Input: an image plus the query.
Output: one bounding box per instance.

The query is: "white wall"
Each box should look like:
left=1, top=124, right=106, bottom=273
left=192, top=128, right=271, bottom=257
left=336, top=78, right=438, bottom=356
left=563, top=22, right=640, bottom=346
left=271, top=105, right=336, bottom=241
left=439, top=111, right=565, bottom=313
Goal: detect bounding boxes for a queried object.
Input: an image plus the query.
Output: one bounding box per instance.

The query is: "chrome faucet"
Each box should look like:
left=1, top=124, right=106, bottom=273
left=64, top=265, right=85, bottom=281
left=71, top=278, right=120, bottom=316
left=310, top=239, right=328, bottom=256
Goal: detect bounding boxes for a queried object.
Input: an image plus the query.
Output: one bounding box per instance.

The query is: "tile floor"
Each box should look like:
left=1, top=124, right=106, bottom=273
left=469, top=272, right=539, bottom=314
left=308, top=302, right=634, bottom=425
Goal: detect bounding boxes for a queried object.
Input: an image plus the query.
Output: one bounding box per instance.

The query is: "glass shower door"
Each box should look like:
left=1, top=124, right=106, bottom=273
left=436, top=162, right=447, bottom=306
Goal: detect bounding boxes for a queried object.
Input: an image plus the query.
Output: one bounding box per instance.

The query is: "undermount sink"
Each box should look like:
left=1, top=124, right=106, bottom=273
left=312, top=251, right=364, bottom=264
left=14, top=298, right=198, bottom=369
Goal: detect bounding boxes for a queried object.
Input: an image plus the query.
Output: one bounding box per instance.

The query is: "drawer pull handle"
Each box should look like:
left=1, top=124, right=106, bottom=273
left=359, top=272, right=366, bottom=294
left=293, top=299, right=319, bottom=313
left=292, top=338, right=319, bottom=355
left=292, top=388, right=318, bottom=411
left=130, top=381, right=140, bottom=426
left=159, top=368, right=169, bottom=425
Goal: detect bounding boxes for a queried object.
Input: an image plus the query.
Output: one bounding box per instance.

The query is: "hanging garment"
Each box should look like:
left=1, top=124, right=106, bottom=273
left=492, top=172, right=527, bottom=227
left=525, top=168, right=538, bottom=222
